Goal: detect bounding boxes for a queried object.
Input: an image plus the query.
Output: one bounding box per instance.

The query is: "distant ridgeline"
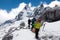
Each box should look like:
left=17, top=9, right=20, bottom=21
left=42, top=7, right=60, bottom=22
left=34, top=4, right=60, bottom=22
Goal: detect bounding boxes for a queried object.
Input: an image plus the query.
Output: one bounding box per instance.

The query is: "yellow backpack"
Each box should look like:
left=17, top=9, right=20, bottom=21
left=34, top=21, right=41, bottom=29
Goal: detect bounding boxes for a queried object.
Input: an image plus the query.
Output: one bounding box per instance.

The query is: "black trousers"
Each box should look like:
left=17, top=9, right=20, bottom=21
left=35, top=28, right=39, bottom=39
left=28, top=24, right=30, bottom=29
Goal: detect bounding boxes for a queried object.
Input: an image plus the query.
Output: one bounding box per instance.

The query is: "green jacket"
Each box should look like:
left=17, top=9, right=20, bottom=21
left=32, top=24, right=35, bottom=27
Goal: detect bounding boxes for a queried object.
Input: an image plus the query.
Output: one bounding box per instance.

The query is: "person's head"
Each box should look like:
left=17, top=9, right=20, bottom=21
left=33, top=17, right=35, bottom=19
left=28, top=18, right=30, bottom=19
left=37, top=17, right=41, bottom=22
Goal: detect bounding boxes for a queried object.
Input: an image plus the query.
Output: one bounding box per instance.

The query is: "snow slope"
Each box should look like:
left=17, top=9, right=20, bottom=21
left=12, top=29, right=36, bottom=40
left=1, top=1, right=60, bottom=40
left=1, top=19, right=60, bottom=40
left=39, top=21, right=60, bottom=40
left=41, top=21, right=60, bottom=36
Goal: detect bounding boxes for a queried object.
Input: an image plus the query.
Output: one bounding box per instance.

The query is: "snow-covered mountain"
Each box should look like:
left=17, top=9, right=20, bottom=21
left=1, top=1, right=60, bottom=40
left=0, top=3, right=35, bottom=27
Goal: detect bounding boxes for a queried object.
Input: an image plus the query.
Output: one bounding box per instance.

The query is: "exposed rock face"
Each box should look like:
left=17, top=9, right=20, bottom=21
left=41, top=9, right=60, bottom=22
left=2, top=34, right=13, bottom=40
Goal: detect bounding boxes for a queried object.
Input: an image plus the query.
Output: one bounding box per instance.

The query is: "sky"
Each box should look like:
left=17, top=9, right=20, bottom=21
left=0, top=0, right=59, bottom=11
left=0, top=0, right=60, bottom=24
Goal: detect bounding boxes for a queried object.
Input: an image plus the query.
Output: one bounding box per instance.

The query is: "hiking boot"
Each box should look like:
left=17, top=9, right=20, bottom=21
left=35, top=36, right=39, bottom=39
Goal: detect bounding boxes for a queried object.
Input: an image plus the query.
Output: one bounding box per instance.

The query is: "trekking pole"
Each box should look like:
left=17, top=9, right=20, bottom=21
left=42, top=22, right=46, bottom=31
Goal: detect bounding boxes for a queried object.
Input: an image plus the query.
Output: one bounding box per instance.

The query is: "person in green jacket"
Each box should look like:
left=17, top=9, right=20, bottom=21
left=31, top=17, right=36, bottom=30
left=34, top=17, right=42, bottom=39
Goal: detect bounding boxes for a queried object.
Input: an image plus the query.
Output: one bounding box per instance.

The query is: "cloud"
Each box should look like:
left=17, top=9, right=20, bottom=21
left=8, top=2, right=26, bottom=19
left=43, top=0, right=60, bottom=8
left=0, top=2, right=26, bottom=23
left=0, top=0, right=60, bottom=24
